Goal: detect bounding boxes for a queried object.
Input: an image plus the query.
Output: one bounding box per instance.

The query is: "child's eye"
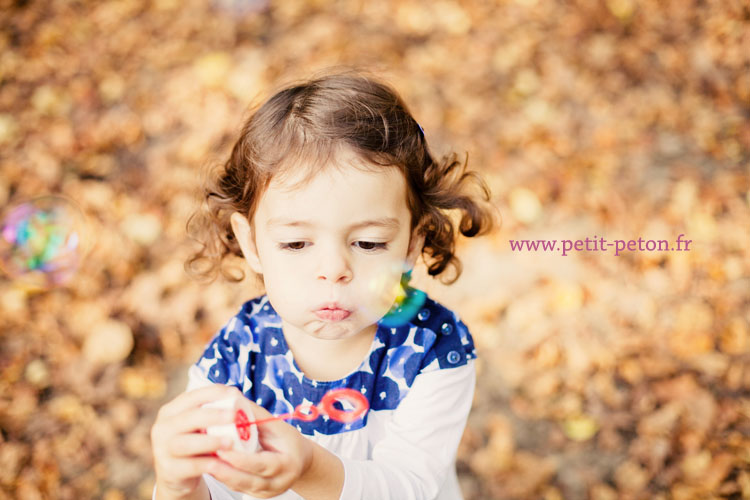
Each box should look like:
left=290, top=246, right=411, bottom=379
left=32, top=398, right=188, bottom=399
left=354, top=241, right=387, bottom=251
left=279, top=241, right=308, bottom=251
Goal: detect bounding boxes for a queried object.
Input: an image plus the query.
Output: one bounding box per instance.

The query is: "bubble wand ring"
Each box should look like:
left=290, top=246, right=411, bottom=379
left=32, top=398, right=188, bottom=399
left=236, top=387, right=369, bottom=431
left=319, top=388, right=369, bottom=423
left=291, top=404, right=320, bottom=422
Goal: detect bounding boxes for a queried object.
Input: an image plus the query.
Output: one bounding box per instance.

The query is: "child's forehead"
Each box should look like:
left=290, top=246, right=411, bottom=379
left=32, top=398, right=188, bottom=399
left=267, top=148, right=400, bottom=193
left=265, top=164, right=405, bottom=201
left=256, top=157, right=410, bottom=225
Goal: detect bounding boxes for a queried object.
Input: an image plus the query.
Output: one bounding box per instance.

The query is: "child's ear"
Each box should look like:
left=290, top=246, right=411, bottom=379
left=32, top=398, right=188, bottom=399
left=405, top=226, right=425, bottom=270
left=230, top=212, right=263, bottom=274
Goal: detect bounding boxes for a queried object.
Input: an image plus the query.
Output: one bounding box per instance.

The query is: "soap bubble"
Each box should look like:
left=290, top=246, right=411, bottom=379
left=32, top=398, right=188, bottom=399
left=363, top=261, right=427, bottom=328
left=0, top=196, right=89, bottom=290
left=379, top=271, right=426, bottom=328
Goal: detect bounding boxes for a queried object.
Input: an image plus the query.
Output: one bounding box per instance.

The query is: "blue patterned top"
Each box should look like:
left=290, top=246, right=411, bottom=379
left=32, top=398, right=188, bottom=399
left=193, top=293, right=476, bottom=437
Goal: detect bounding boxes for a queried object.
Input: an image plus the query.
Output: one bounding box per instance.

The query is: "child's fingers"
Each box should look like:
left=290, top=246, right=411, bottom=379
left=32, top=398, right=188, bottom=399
left=207, top=459, right=272, bottom=495
left=168, top=433, right=235, bottom=458
left=166, top=406, right=236, bottom=435
left=161, top=456, right=223, bottom=482
left=216, top=449, right=282, bottom=478
left=243, top=399, right=273, bottom=419
left=159, top=384, right=241, bottom=419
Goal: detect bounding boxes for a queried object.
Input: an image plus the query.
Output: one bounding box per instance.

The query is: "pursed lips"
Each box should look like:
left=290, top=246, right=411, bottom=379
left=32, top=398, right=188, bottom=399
left=314, top=302, right=352, bottom=322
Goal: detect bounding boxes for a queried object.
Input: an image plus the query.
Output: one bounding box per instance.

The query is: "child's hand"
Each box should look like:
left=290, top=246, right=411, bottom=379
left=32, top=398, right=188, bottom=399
left=151, top=384, right=240, bottom=499
left=205, top=400, right=314, bottom=498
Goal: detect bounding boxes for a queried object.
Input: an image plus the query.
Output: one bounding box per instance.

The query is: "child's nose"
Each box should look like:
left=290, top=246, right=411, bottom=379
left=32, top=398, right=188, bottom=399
left=316, top=249, right=353, bottom=284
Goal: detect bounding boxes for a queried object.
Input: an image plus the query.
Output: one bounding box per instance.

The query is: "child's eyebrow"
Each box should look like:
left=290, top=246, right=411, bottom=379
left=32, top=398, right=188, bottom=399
left=266, top=217, right=401, bottom=231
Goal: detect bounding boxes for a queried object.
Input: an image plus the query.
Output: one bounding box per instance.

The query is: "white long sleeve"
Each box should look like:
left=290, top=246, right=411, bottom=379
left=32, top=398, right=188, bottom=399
left=336, top=361, right=475, bottom=500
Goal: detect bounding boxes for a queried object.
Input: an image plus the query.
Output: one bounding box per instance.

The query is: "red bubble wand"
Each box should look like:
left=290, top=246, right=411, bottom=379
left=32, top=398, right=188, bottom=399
left=233, top=388, right=369, bottom=441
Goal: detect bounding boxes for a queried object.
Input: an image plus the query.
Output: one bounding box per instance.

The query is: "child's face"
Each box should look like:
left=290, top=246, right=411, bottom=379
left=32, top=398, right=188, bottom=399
left=230, top=150, right=423, bottom=343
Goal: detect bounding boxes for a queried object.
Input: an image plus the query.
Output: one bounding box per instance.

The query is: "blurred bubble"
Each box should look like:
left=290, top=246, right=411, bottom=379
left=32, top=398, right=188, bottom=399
left=0, top=196, right=89, bottom=290
left=381, top=276, right=427, bottom=328
left=364, top=262, right=427, bottom=328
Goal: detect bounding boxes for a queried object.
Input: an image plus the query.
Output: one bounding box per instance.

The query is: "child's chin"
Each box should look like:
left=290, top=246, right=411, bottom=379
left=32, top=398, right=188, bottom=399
left=309, top=321, right=371, bottom=341
left=310, top=325, right=354, bottom=340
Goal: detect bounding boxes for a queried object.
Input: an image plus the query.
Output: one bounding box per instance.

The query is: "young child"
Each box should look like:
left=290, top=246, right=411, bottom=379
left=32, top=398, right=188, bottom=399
left=151, top=69, right=495, bottom=500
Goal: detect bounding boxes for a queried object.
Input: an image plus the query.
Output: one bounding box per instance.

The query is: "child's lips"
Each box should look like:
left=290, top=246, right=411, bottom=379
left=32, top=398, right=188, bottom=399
left=314, top=304, right=351, bottom=322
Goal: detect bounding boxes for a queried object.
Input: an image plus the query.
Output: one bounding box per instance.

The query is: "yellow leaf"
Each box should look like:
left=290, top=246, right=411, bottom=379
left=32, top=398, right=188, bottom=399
left=562, top=415, right=599, bottom=442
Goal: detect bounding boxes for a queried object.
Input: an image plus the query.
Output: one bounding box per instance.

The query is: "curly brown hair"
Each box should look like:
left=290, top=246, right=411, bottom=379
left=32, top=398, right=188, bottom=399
left=186, top=68, right=497, bottom=285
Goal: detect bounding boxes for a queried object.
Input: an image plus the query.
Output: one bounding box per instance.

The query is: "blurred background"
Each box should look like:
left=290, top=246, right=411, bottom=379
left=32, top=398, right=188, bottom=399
left=0, top=0, right=748, bottom=499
